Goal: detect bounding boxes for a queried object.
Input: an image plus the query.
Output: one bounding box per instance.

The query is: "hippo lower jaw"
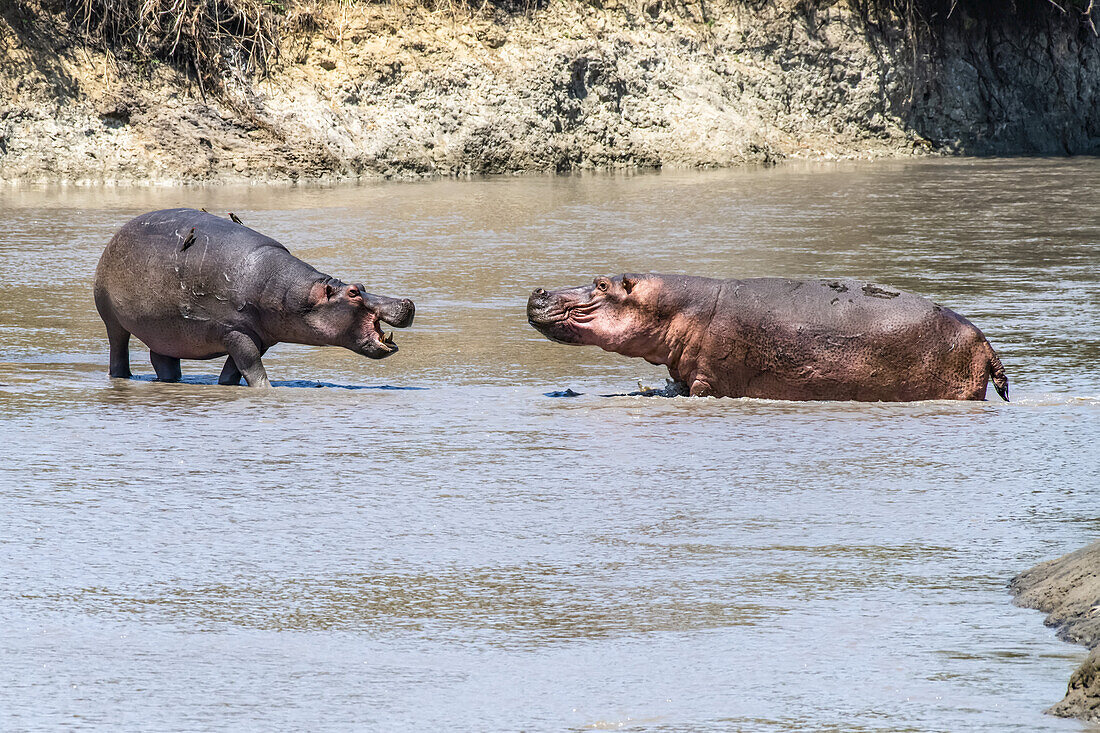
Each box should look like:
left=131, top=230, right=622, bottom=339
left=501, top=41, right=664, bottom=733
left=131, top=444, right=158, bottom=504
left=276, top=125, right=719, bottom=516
left=527, top=316, right=583, bottom=346
left=357, top=317, right=401, bottom=359
left=358, top=337, right=397, bottom=359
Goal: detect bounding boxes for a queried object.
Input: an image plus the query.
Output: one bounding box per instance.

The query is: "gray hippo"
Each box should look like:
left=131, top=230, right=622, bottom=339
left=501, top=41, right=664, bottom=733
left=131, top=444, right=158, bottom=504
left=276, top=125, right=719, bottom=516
left=94, top=208, right=414, bottom=387
left=527, top=273, right=1009, bottom=402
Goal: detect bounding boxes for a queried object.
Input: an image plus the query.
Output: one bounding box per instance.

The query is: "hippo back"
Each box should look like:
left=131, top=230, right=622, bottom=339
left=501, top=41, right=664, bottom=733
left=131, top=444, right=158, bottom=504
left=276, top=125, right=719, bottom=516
left=700, top=277, right=990, bottom=400
left=726, top=278, right=973, bottom=333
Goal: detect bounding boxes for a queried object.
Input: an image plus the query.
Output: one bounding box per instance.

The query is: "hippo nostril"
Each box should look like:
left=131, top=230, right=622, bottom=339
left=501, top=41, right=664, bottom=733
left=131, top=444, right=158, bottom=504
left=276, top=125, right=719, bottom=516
left=534, top=288, right=546, bottom=296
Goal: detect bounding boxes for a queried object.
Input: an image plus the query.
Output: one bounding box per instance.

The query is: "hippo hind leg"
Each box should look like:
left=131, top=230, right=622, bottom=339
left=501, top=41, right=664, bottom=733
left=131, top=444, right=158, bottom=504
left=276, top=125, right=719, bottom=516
left=959, top=340, right=1009, bottom=402
left=986, top=344, right=1009, bottom=401
left=150, top=352, right=182, bottom=382
left=106, top=323, right=133, bottom=379
left=94, top=293, right=132, bottom=379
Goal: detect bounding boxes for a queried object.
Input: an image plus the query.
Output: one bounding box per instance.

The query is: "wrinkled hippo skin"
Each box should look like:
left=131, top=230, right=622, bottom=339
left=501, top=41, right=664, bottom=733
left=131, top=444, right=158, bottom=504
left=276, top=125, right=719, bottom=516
left=528, top=273, right=1009, bottom=402
left=94, top=208, right=414, bottom=387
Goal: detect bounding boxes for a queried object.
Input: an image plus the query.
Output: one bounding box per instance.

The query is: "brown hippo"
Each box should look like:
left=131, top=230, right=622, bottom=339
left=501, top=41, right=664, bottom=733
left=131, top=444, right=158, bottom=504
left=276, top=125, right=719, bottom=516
left=93, top=208, right=414, bottom=387
left=527, top=274, right=1009, bottom=402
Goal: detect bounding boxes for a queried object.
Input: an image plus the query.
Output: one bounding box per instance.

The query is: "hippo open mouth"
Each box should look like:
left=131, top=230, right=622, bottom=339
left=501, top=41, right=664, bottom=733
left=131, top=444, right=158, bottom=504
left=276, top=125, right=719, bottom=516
left=354, top=291, right=415, bottom=359
left=358, top=312, right=410, bottom=359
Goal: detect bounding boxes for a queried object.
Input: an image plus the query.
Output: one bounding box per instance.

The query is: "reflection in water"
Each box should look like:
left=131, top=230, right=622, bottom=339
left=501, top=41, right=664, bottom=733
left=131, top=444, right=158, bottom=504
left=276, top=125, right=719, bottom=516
left=1, top=159, right=1098, bottom=731
left=127, top=374, right=429, bottom=390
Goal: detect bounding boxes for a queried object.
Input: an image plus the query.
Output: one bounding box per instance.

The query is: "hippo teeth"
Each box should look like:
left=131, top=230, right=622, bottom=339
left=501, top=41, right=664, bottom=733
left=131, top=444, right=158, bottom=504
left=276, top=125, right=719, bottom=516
left=383, top=331, right=394, bottom=345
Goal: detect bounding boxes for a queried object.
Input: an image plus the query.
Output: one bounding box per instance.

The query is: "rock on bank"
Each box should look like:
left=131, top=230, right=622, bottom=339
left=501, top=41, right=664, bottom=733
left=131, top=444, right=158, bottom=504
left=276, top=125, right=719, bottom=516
left=1, top=0, right=1099, bottom=183
left=1012, top=540, right=1100, bottom=722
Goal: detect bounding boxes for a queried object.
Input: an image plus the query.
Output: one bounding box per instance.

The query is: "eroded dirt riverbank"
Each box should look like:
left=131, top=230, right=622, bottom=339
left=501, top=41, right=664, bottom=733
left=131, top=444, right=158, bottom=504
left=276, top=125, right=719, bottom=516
left=1013, top=541, right=1100, bottom=723
left=2, top=0, right=1098, bottom=183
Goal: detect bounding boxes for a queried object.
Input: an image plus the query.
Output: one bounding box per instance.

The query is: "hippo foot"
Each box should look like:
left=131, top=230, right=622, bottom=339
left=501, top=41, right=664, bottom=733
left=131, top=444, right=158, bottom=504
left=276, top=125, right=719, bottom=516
left=630, top=379, right=690, bottom=398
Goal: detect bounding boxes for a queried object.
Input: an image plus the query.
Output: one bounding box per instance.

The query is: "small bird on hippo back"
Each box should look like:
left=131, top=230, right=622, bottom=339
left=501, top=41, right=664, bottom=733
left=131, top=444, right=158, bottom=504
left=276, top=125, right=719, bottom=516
left=527, top=273, right=1009, bottom=402
left=93, top=208, right=415, bottom=387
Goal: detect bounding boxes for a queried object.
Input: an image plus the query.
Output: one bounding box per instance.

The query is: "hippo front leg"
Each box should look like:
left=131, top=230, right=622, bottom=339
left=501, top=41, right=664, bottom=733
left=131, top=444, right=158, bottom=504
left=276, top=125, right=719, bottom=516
left=222, top=331, right=271, bottom=388
left=218, top=356, right=243, bottom=386
left=689, top=378, right=715, bottom=398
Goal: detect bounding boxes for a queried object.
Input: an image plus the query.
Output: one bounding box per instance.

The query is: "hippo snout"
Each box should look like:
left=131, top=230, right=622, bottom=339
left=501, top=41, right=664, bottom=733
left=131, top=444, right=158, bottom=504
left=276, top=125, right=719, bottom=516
left=386, top=298, right=416, bottom=328
left=368, top=294, right=415, bottom=329
left=527, top=288, right=553, bottom=321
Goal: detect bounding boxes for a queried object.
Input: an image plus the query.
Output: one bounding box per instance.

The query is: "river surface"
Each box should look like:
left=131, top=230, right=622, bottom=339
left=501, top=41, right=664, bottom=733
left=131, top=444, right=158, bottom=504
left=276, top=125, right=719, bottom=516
left=1, top=158, right=1098, bottom=731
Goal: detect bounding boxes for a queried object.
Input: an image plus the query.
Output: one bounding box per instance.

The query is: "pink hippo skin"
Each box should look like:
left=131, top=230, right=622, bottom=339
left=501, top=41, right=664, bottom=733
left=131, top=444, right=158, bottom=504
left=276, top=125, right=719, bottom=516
left=527, top=273, right=1009, bottom=402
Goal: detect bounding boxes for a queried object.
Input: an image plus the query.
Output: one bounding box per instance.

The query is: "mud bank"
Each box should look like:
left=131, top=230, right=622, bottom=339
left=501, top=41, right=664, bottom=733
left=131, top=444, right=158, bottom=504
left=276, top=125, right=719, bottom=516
left=1012, top=541, right=1100, bottom=722
left=1, top=0, right=1099, bottom=184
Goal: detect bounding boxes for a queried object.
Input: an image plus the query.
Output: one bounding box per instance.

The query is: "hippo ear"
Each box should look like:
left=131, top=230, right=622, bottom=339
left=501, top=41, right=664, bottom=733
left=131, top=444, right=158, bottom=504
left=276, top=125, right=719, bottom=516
left=621, top=275, right=636, bottom=294
left=325, top=284, right=336, bottom=300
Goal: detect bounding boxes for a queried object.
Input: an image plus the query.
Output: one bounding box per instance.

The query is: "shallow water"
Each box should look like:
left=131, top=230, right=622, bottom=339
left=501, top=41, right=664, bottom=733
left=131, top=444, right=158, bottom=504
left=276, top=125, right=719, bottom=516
left=1, top=159, right=1098, bottom=731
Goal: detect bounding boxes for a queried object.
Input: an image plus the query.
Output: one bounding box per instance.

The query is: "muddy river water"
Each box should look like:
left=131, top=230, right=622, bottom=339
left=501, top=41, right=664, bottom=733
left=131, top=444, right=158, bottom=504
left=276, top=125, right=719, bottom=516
left=1, top=159, right=1098, bottom=731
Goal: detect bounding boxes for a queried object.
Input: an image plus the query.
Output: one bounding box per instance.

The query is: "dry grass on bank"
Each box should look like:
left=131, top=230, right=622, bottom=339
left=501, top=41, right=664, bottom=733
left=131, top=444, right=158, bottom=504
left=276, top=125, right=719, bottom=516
left=60, top=0, right=531, bottom=93
left=69, top=0, right=280, bottom=95
left=35, top=0, right=1100, bottom=95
